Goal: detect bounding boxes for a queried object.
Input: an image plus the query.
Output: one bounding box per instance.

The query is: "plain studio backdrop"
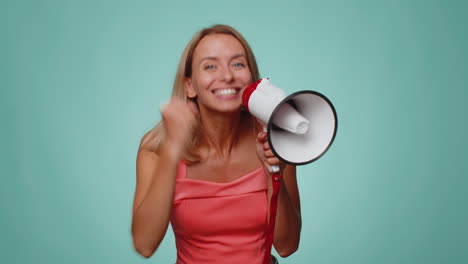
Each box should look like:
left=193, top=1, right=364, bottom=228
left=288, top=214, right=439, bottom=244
left=2, top=0, right=467, bottom=263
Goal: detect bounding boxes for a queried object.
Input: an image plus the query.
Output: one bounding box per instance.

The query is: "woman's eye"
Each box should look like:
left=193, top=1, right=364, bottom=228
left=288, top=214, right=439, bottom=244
left=233, top=62, right=245, bottom=68
left=204, top=65, right=216, bottom=70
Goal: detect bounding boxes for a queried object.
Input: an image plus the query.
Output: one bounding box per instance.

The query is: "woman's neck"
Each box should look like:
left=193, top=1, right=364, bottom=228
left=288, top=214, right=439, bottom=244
left=198, top=109, right=250, bottom=159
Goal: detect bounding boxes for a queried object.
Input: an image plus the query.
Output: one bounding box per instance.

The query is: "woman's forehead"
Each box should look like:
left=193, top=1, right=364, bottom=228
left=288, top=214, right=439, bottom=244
left=193, top=34, right=246, bottom=61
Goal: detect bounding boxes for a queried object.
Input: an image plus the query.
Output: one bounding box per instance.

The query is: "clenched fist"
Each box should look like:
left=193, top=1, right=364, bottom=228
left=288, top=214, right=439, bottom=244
left=160, top=97, right=199, bottom=159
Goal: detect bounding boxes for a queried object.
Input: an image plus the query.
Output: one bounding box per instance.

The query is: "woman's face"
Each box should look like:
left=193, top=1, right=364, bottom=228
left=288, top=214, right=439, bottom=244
left=186, top=33, right=252, bottom=114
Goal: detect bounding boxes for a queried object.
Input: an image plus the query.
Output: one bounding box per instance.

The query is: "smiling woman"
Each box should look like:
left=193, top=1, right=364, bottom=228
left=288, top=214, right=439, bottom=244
left=131, top=24, right=302, bottom=264
left=185, top=34, right=252, bottom=115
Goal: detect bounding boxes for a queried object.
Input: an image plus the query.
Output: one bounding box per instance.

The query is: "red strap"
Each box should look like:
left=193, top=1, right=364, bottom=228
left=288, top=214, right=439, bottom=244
left=263, top=173, right=282, bottom=264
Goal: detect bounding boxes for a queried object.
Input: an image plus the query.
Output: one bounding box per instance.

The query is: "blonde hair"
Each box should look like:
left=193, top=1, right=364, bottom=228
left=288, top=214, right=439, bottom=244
left=139, top=24, right=260, bottom=163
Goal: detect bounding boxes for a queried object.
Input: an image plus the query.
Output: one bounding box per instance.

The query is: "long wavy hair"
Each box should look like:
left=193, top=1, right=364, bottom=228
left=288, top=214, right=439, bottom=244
left=139, top=24, right=261, bottom=163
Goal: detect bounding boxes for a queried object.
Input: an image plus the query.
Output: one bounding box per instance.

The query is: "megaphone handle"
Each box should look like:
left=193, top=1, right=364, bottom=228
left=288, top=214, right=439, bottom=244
left=266, top=164, right=280, bottom=174
left=263, top=172, right=282, bottom=264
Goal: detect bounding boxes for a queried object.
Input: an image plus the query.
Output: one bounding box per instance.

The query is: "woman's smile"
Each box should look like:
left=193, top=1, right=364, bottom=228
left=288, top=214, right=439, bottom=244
left=212, top=87, right=241, bottom=99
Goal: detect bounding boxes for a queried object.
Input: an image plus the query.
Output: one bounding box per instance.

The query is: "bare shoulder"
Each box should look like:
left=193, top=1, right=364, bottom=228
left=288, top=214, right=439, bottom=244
left=137, top=130, right=160, bottom=166
left=137, top=149, right=158, bottom=167
left=136, top=130, right=163, bottom=184
left=139, top=129, right=158, bottom=150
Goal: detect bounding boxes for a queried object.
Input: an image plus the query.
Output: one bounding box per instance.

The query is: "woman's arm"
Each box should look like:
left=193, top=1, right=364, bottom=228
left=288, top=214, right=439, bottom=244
left=273, top=165, right=301, bottom=257
left=256, top=132, right=301, bottom=257
left=131, top=142, right=180, bottom=258
left=131, top=98, right=198, bottom=258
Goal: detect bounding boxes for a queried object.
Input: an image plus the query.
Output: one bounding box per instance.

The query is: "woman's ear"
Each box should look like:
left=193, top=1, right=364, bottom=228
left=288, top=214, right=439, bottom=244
left=185, top=78, right=197, bottom=99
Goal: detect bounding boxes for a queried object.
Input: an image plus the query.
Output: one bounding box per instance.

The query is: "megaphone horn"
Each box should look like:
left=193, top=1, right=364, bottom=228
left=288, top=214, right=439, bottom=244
left=242, top=78, right=338, bottom=165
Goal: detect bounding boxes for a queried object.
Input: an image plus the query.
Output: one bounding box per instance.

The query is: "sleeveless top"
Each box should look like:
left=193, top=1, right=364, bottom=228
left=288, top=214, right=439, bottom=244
left=170, top=161, right=269, bottom=264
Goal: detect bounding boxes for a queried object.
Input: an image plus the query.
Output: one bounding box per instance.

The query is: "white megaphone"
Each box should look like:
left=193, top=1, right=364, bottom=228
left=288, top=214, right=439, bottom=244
left=242, top=78, right=338, bottom=167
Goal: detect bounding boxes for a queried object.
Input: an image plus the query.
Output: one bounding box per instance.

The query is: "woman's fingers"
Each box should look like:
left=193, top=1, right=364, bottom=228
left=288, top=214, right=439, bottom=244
left=266, top=156, right=281, bottom=165
left=257, top=132, right=273, bottom=152
left=257, top=132, right=276, bottom=157
left=264, top=149, right=274, bottom=158
left=257, top=131, right=267, bottom=142
left=257, top=131, right=284, bottom=167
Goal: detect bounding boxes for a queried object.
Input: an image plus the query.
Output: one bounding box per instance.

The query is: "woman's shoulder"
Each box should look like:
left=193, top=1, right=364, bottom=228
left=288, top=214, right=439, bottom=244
left=137, top=130, right=164, bottom=172
left=138, top=129, right=161, bottom=155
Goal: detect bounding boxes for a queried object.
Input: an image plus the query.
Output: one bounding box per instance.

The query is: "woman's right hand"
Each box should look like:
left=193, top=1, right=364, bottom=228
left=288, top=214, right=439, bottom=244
left=160, top=97, right=199, bottom=158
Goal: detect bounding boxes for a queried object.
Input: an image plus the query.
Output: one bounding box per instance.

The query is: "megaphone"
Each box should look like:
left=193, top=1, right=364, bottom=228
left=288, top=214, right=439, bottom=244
left=243, top=78, right=338, bottom=264
left=242, top=78, right=338, bottom=166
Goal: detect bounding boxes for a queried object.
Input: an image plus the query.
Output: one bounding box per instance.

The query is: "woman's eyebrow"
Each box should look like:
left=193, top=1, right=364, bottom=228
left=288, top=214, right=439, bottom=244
left=200, top=56, right=218, bottom=63
left=231, top=54, right=247, bottom=60
left=199, top=54, right=246, bottom=64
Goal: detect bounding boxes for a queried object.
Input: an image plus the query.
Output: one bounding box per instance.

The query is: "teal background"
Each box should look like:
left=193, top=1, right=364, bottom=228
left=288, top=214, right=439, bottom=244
left=2, top=0, right=467, bottom=263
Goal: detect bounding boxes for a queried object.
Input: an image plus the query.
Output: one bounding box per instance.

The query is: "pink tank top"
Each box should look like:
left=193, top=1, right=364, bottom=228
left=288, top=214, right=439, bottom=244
left=170, top=161, right=268, bottom=264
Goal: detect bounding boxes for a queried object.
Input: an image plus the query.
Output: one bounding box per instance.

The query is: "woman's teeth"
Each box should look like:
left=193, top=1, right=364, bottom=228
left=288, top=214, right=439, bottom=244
left=215, top=88, right=237, bottom=96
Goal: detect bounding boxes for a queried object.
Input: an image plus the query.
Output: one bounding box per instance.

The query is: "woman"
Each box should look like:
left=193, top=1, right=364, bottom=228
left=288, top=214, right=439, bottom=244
left=131, top=24, right=301, bottom=264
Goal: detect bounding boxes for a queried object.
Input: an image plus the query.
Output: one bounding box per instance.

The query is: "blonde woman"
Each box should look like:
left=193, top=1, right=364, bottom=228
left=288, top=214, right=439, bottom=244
left=131, top=24, right=301, bottom=264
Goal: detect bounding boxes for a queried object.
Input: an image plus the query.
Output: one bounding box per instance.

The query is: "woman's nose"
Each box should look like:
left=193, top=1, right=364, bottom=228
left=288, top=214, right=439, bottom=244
left=219, top=66, right=234, bottom=82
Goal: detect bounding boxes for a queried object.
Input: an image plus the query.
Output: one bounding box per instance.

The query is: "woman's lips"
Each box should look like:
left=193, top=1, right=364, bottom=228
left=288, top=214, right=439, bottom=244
left=212, top=88, right=240, bottom=96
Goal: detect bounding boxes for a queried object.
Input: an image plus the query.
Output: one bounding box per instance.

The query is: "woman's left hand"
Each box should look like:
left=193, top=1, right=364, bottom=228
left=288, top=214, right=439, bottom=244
left=256, top=131, right=285, bottom=174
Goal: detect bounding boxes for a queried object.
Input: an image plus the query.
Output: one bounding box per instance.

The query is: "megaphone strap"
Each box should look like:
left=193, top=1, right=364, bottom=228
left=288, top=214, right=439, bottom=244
left=263, top=173, right=282, bottom=264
